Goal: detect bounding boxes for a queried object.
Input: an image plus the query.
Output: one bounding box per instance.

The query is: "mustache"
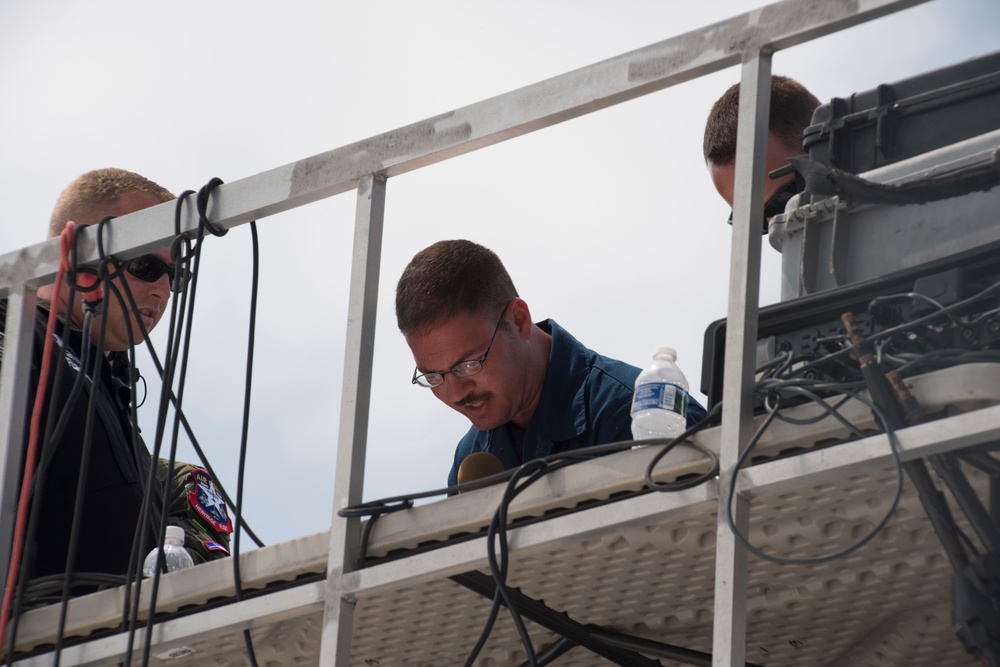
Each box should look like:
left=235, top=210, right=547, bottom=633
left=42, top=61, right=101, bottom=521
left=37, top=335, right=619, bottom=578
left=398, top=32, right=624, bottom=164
left=455, top=393, right=488, bottom=407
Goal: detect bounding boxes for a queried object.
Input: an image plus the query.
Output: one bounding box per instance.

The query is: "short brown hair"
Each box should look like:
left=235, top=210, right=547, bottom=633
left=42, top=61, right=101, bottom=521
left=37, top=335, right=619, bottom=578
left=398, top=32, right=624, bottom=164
left=395, top=239, right=518, bottom=337
left=48, top=168, right=175, bottom=237
left=702, top=75, right=820, bottom=166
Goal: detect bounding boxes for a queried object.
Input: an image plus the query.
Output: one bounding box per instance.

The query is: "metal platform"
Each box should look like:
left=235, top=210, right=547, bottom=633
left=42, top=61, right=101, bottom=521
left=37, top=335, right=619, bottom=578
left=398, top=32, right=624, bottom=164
left=10, top=363, right=997, bottom=666
left=3, top=2, right=995, bottom=665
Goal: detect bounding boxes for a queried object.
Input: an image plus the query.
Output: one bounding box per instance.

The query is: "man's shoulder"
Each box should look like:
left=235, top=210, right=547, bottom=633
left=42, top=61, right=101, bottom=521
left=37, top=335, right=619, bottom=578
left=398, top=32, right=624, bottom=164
left=546, top=319, right=639, bottom=389
left=590, top=353, right=641, bottom=387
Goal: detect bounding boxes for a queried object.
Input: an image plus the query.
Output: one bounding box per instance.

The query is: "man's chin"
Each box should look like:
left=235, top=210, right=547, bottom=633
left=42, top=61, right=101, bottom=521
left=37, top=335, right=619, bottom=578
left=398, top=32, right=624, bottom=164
left=466, top=412, right=506, bottom=432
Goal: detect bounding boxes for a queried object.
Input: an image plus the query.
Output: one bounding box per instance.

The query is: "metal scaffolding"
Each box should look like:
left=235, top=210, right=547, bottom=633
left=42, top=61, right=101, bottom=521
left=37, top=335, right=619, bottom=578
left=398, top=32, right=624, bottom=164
left=5, top=0, right=995, bottom=665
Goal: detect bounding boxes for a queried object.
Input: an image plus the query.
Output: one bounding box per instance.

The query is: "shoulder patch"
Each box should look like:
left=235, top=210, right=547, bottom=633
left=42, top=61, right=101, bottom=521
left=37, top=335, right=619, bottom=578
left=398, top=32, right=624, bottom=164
left=187, top=468, right=234, bottom=534
left=204, top=540, right=230, bottom=554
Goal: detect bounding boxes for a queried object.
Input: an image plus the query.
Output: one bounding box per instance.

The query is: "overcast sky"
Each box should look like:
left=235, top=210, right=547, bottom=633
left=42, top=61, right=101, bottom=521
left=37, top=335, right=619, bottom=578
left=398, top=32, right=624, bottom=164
left=2, top=0, right=998, bottom=547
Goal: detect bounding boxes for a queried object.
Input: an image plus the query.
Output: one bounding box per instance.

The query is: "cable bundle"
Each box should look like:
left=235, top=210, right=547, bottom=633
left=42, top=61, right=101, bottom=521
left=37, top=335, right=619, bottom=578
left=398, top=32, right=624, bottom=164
left=0, top=178, right=266, bottom=667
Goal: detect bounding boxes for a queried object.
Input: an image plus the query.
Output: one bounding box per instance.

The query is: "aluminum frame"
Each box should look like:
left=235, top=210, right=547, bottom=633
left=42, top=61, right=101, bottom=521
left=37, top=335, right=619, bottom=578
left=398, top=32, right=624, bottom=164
left=1, top=1, right=966, bottom=665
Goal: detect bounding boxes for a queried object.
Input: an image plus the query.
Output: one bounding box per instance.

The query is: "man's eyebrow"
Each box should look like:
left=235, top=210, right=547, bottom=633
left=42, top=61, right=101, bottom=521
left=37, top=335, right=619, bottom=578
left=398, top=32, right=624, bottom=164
left=418, top=340, right=487, bottom=374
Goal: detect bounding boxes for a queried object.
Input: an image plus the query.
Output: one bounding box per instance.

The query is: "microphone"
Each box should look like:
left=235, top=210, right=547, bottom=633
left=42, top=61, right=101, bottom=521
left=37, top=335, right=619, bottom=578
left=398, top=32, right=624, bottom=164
left=456, top=452, right=505, bottom=492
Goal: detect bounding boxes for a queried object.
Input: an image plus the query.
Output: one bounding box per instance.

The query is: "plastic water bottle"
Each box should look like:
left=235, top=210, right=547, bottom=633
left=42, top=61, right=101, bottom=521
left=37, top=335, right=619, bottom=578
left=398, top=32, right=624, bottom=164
left=142, top=525, right=194, bottom=577
left=630, top=346, right=690, bottom=442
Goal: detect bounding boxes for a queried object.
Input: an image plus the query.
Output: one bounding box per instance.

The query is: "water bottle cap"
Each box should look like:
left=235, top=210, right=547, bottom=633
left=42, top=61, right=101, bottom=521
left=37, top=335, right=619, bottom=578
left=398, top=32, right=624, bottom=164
left=653, top=346, right=677, bottom=361
left=165, top=525, right=185, bottom=543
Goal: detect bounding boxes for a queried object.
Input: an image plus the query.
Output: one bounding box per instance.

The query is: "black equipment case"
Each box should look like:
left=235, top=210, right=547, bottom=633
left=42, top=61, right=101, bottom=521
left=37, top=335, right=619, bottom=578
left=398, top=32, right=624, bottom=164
left=802, top=50, right=1000, bottom=173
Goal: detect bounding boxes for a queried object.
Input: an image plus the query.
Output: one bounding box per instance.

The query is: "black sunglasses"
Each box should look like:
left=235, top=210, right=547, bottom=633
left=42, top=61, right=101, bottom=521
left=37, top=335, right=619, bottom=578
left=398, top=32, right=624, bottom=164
left=123, top=254, right=191, bottom=293
left=726, top=177, right=802, bottom=233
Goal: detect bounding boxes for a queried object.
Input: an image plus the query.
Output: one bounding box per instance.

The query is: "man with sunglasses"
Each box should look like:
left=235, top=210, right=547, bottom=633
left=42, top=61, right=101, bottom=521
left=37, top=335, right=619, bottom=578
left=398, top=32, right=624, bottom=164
left=396, top=239, right=707, bottom=488
left=1, top=169, right=229, bottom=593
left=703, top=75, right=820, bottom=233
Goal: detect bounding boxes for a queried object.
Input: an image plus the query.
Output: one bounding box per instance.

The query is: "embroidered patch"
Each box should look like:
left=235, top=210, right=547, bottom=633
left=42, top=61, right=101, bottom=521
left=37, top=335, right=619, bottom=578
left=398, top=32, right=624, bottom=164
left=204, top=540, right=230, bottom=554
left=188, top=469, right=233, bottom=534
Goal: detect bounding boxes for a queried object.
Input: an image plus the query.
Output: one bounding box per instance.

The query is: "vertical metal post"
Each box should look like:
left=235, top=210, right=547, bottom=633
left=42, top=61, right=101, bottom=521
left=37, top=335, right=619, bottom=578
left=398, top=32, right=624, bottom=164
left=318, top=174, right=386, bottom=667
left=0, top=287, right=38, bottom=594
left=712, top=51, right=772, bottom=667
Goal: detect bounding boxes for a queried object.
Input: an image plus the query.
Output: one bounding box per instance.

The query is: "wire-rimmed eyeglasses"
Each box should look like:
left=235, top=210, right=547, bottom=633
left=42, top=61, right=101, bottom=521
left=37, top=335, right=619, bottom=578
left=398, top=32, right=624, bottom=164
left=411, top=307, right=507, bottom=388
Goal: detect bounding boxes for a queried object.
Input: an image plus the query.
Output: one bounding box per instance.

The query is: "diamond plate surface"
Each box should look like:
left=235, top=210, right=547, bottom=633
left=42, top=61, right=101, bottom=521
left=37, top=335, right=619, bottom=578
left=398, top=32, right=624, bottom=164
left=13, top=460, right=988, bottom=667
left=13, top=362, right=997, bottom=666
left=342, top=462, right=984, bottom=666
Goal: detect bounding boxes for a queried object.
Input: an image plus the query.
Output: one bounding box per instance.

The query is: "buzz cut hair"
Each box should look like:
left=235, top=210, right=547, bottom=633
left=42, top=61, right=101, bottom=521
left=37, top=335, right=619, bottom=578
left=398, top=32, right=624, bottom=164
left=48, top=168, right=175, bottom=237
left=395, top=239, right=518, bottom=337
left=702, top=75, right=820, bottom=166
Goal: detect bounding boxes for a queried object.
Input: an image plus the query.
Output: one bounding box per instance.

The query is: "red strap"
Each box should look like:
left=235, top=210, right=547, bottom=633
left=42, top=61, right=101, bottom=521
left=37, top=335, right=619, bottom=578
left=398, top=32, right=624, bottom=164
left=0, top=222, right=76, bottom=654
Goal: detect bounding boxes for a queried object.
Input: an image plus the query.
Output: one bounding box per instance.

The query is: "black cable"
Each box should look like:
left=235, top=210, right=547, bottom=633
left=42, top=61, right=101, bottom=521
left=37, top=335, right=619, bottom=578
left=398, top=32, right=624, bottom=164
left=52, top=296, right=108, bottom=664
left=868, top=291, right=960, bottom=326
left=2, top=288, right=85, bottom=665
left=140, top=270, right=198, bottom=667
left=116, top=251, right=263, bottom=547
left=195, top=178, right=229, bottom=238
left=759, top=382, right=869, bottom=438
left=49, top=221, right=128, bottom=664
left=343, top=428, right=721, bottom=521
left=9, top=221, right=157, bottom=663
left=4, top=192, right=260, bottom=666
left=724, top=389, right=905, bottom=565
left=465, top=459, right=551, bottom=667
left=79, top=219, right=180, bottom=667
left=518, top=637, right=576, bottom=666
left=91, top=215, right=168, bottom=629
left=869, top=276, right=1000, bottom=349
left=643, top=403, right=722, bottom=492
left=138, top=187, right=217, bottom=667
left=117, top=186, right=261, bottom=664
left=770, top=391, right=859, bottom=427
left=92, top=208, right=189, bottom=667
left=464, top=461, right=552, bottom=667
left=777, top=284, right=973, bottom=381
left=182, top=177, right=259, bottom=667
left=232, top=217, right=261, bottom=666
left=100, top=278, right=156, bottom=662
left=107, top=196, right=199, bottom=666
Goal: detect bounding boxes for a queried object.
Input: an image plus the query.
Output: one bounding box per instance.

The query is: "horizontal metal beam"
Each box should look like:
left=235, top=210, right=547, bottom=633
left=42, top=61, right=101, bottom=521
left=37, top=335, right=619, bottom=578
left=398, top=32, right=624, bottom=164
left=346, top=401, right=999, bottom=599
left=343, top=482, right=717, bottom=599
left=0, top=0, right=928, bottom=294
left=737, top=402, right=1000, bottom=498
left=11, top=582, right=324, bottom=667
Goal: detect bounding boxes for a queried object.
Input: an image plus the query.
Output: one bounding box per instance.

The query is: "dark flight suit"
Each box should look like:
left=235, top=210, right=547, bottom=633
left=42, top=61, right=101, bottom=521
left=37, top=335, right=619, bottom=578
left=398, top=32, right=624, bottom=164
left=0, top=299, right=230, bottom=591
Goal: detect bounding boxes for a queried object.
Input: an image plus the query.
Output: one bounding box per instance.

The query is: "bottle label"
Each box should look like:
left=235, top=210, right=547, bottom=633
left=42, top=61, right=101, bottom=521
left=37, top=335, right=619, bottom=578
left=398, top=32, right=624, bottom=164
left=631, top=382, right=688, bottom=417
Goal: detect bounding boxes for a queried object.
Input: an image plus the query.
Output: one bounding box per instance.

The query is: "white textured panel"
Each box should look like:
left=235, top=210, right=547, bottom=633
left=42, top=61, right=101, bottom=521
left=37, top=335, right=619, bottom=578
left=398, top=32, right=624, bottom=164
left=344, top=464, right=982, bottom=666
left=12, top=466, right=984, bottom=667
left=11, top=364, right=995, bottom=666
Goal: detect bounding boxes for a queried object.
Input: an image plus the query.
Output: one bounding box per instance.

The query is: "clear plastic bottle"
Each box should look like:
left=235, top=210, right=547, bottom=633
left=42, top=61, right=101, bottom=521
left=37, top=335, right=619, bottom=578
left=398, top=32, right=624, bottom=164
left=142, top=525, right=194, bottom=577
left=630, top=346, right=690, bottom=442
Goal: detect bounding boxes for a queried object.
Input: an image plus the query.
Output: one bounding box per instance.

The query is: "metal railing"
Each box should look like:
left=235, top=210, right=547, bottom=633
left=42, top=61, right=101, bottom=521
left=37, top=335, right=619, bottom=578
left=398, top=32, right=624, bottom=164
left=0, top=1, right=957, bottom=665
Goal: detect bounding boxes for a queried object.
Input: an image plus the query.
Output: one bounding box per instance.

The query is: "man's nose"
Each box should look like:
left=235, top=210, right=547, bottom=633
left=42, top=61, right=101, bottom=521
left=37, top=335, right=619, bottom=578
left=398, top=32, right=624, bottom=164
left=438, top=373, right=473, bottom=402
left=148, top=274, right=170, bottom=300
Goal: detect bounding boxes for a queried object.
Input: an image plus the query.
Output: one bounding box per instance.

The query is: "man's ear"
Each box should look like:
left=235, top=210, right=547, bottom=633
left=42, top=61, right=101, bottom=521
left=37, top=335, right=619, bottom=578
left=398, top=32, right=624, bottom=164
left=509, top=298, right=532, bottom=337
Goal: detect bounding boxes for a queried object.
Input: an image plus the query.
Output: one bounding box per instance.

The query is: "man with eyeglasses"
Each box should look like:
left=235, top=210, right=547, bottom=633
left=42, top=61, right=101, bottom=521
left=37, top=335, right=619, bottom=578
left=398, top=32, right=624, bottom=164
left=703, top=75, right=820, bottom=233
left=0, top=168, right=230, bottom=592
left=396, top=239, right=707, bottom=488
